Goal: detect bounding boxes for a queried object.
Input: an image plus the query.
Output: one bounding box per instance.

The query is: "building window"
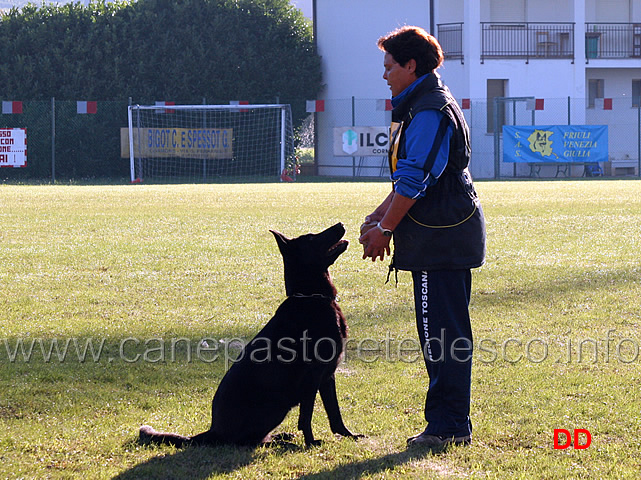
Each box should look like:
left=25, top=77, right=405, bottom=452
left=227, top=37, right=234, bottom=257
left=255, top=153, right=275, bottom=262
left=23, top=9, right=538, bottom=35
left=588, top=79, right=604, bottom=108
left=633, top=80, right=641, bottom=108
left=487, top=79, right=507, bottom=133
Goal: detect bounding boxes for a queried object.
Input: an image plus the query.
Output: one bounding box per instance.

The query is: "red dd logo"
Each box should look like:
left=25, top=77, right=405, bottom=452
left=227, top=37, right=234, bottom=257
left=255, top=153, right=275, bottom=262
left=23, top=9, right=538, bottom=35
left=553, top=429, right=592, bottom=449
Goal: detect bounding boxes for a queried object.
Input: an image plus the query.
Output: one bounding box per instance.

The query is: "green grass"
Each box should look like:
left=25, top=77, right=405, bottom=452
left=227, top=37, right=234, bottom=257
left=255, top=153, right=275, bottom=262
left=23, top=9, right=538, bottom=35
left=1, top=180, right=640, bottom=479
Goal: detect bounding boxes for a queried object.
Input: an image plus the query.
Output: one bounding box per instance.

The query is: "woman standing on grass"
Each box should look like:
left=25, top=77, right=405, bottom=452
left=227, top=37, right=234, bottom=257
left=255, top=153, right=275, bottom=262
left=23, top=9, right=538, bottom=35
left=359, top=26, right=486, bottom=450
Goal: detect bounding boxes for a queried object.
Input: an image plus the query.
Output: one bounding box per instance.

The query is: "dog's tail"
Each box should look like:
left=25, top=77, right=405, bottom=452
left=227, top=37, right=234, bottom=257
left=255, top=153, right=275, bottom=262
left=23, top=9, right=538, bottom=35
left=139, top=425, right=217, bottom=448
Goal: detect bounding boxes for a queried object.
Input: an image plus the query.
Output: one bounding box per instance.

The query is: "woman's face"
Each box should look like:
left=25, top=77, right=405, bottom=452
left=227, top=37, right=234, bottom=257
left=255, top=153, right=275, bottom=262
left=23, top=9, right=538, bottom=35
left=383, top=53, right=417, bottom=97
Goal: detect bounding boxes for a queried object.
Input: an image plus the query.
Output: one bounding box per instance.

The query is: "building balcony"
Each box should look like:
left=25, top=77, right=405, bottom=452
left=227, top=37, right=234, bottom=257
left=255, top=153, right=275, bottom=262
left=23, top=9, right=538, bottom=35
left=437, top=23, right=464, bottom=62
left=585, top=23, right=641, bottom=61
left=480, top=22, right=575, bottom=63
left=438, top=22, right=641, bottom=64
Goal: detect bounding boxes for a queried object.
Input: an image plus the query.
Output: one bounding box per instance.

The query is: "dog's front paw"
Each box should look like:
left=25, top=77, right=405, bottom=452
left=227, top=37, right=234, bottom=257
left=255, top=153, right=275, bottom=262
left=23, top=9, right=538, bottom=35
left=332, top=425, right=364, bottom=440
left=305, top=439, right=323, bottom=448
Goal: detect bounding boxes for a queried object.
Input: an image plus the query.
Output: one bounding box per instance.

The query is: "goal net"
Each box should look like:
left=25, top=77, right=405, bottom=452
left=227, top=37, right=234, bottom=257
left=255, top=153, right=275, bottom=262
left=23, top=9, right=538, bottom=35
left=127, top=104, right=294, bottom=182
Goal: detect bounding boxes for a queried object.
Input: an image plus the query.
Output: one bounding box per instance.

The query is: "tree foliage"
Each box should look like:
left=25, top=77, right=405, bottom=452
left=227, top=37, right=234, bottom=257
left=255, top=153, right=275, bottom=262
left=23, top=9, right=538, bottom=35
left=0, top=1, right=319, bottom=180
left=0, top=0, right=321, bottom=103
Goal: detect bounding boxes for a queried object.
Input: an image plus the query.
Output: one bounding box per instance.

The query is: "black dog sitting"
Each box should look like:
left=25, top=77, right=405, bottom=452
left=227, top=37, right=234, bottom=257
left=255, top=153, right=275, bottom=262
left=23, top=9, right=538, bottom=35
left=139, top=222, right=359, bottom=448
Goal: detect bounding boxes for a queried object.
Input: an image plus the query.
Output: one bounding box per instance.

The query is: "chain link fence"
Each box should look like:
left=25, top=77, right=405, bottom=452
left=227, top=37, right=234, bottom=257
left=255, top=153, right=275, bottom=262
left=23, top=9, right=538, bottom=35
left=1, top=97, right=639, bottom=181
left=0, top=97, right=309, bottom=182
left=0, top=100, right=129, bottom=180
left=312, top=96, right=641, bottom=180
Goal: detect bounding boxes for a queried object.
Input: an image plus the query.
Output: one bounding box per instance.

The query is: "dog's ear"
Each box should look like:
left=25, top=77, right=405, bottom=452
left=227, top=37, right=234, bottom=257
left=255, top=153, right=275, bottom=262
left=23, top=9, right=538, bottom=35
left=270, top=230, right=290, bottom=252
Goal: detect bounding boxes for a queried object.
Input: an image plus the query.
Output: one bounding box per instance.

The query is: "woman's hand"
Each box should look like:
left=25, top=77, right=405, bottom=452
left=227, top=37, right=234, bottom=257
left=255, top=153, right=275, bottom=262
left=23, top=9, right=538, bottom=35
left=359, top=218, right=378, bottom=237
left=359, top=226, right=391, bottom=262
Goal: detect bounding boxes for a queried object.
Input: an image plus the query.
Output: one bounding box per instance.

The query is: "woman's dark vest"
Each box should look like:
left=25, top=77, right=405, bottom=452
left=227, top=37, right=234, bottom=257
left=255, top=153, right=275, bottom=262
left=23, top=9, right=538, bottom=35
left=390, top=73, right=486, bottom=271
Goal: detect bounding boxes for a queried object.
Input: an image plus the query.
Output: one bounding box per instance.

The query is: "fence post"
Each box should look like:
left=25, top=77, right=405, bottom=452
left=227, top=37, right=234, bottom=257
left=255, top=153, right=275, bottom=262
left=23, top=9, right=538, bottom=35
left=203, top=97, right=207, bottom=180
left=351, top=96, right=356, bottom=177
left=51, top=97, right=55, bottom=182
left=493, top=97, right=500, bottom=179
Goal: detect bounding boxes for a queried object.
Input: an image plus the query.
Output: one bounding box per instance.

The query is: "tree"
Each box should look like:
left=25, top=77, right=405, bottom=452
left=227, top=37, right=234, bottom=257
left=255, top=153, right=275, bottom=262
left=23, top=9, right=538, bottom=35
left=0, top=0, right=321, bottom=104
left=0, top=0, right=320, bottom=179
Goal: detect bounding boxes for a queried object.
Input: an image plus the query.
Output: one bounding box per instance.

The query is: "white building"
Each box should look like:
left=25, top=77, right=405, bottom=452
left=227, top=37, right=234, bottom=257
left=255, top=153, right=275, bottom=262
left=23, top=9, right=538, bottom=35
left=312, top=0, right=641, bottom=178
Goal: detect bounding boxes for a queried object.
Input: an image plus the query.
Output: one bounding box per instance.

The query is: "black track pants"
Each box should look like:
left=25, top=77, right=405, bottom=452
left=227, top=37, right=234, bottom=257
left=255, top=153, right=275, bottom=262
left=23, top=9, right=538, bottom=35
left=412, top=269, right=473, bottom=437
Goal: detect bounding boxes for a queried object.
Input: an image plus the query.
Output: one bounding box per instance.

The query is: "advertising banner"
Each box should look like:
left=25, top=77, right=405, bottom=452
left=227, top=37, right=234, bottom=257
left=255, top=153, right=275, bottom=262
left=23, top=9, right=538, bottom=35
left=333, top=126, right=389, bottom=156
left=121, top=127, right=233, bottom=159
left=0, top=128, right=27, bottom=168
left=503, top=125, right=608, bottom=163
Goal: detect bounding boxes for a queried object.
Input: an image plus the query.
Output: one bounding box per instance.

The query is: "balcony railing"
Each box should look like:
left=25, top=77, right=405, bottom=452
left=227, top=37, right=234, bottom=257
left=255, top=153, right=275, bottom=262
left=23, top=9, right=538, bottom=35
left=585, top=23, right=641, bottom=60
left=437, top=23, right=464, bottom=62
left=481, top=22, right=575, bottom=62
left=440, top=22, right=640, bottom=63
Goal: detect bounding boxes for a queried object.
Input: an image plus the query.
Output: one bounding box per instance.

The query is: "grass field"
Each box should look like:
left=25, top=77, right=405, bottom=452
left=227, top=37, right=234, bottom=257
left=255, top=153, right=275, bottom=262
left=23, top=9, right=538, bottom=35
left=1, top=180, right=640, bottom=479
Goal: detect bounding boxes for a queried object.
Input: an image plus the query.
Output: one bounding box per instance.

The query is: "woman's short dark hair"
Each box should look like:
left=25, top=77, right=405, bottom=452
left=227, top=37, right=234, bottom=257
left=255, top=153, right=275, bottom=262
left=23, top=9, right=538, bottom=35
left=377, top=26, right=443, bottom=76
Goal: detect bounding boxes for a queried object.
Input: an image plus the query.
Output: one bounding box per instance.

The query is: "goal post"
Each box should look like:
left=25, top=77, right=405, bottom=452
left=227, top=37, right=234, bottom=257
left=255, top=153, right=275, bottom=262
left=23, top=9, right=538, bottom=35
left=127, top=104, right=294, bottom=182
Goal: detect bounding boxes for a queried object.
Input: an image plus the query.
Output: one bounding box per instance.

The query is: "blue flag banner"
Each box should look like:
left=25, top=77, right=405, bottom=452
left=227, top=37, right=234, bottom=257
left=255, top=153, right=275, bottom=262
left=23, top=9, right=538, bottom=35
left=503, top=125, right=608, bottom=163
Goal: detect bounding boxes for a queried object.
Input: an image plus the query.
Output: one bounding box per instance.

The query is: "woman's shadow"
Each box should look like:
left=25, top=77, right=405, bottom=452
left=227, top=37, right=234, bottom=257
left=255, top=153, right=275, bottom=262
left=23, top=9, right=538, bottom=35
left=293, top=447, right=439, bottom=480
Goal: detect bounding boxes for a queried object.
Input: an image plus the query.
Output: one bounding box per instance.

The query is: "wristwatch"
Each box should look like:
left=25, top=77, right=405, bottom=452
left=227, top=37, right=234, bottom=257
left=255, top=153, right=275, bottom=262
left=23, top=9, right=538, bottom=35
left=376, top=222, right=393, bottom=237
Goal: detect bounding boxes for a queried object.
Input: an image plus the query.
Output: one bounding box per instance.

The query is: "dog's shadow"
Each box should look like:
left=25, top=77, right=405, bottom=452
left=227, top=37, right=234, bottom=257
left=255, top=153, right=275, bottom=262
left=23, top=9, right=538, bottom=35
left=113, top=437, right=302, bottom=480
left=112, top=444, right=250, bottom=480
left=114, top=437, right=437, bottom=479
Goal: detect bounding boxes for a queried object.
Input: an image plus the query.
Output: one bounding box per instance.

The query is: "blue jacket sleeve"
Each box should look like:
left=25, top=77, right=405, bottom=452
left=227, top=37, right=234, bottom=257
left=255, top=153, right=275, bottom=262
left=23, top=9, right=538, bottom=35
left=392, top=109, right=452, bottom=199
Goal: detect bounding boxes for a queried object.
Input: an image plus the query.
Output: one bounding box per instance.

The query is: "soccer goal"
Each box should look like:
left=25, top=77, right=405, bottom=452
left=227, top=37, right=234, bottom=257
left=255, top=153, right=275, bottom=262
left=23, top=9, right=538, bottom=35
left=127, top=104, right=294, bottom=182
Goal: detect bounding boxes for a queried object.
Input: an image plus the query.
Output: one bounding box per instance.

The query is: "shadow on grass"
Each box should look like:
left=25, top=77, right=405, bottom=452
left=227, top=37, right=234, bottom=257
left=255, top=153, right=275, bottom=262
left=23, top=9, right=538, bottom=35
left=294, top=446, right=444, bottom=480
left=114, top=441, right=441, bottom=480
left=113, top=437, right=303, bottom=479
left=113, top=443, right=256, bottom=480
left=473, top=266, right=639, bottom=307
